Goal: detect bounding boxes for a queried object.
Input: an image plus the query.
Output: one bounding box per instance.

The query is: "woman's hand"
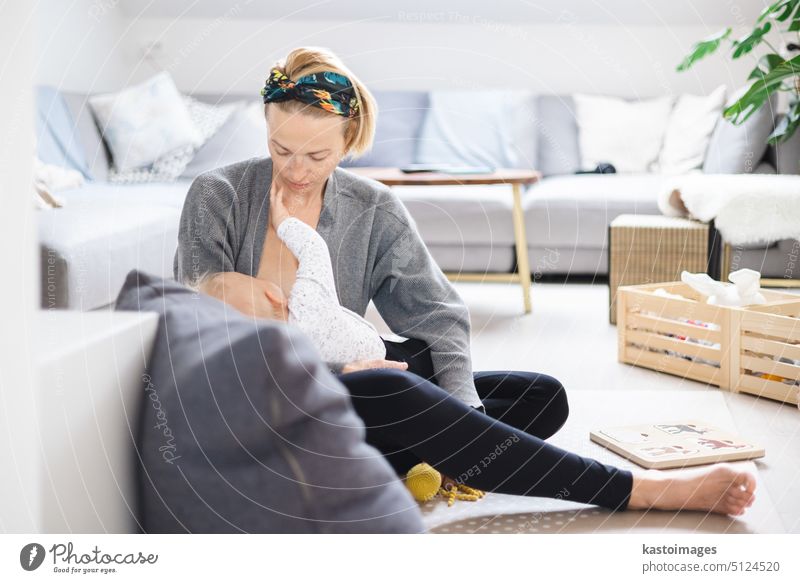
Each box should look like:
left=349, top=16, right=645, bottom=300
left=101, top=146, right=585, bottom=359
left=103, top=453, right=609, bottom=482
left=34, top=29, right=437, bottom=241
left=342, top=359, right=409, bottom=374
left=269, top=182, right=291, bottom=230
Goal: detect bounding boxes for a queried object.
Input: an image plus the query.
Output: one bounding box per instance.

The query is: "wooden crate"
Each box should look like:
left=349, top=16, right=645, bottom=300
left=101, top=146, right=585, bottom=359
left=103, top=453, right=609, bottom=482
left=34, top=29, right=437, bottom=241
left=617, top=282, right=800, bottom=404
left=734, top=301, right=800, bottom=405
left=608, top=215, right=710, bottom=325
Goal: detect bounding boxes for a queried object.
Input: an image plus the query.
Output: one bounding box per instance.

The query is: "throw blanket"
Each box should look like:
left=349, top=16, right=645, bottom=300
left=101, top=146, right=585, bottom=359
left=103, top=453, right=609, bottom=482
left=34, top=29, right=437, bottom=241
left=658, top=174, right=800, bottom=246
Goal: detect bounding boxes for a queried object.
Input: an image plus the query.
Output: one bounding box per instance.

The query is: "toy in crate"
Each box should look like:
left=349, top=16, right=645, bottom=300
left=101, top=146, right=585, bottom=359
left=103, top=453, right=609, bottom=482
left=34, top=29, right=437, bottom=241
left=617, top=269, right=800, bottom=405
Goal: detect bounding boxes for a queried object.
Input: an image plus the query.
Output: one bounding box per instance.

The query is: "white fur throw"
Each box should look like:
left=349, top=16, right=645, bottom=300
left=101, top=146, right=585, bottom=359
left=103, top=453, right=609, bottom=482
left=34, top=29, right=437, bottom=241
left=657, top=174, right=800, bottom=246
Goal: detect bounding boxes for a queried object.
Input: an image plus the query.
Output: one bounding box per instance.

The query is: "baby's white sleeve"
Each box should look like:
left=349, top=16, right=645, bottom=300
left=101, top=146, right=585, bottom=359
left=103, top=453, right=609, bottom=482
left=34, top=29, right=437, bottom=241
left=276, top=217, right=386, bottom=363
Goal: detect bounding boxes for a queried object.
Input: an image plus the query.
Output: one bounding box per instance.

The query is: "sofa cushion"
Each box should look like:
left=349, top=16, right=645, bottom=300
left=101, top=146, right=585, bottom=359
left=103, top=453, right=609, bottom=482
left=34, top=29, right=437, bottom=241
left=35, top=86, right=92, bottom=179
left=54, top=180, right=191, bottom=209
left=771, top=119, right=800, bottom=175
left=535, top=95, right=581, bottom=176
left=108, top=96, right=240, bottom=184
left=658, top=85, right=726, bottom=174
left=524, top=174, right=663, bottom=249
left=703, top=89, right=776, bottom=174
left=341, top=90, right=429, bottom=168
left=416, top=90, right=537, bottom=169
left=426, top=244, right=515, bottom=273
left=392, top=184, right=519, bottom=246
left=113, top=270, right=424, bottom=533
left=181, top=102, right=268, bottom=179
left=62, top=92, right=112, bottom=182
left=39, top=203, right=181, bottom=310
left=574, top=94, right=673, bottom=173
left=88, top=72, right=201, bottom=172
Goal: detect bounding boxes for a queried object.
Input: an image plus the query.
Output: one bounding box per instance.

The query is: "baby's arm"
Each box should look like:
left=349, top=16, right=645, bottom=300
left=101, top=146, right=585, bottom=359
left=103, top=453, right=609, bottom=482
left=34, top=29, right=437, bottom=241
left=276, top=217, right=386, bottom=362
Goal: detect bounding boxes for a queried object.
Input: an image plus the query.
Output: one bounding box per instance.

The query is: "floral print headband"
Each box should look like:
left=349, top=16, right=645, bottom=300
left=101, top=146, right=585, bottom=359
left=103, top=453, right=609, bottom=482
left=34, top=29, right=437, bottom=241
left=260, top=68, right=360, bottom=118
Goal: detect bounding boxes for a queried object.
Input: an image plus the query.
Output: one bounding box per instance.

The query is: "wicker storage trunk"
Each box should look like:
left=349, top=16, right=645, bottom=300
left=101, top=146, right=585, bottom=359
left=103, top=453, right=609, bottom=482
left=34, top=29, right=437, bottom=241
left=617, top=282, right=800, bottom=405
left=609, top=215, right=710, bottom=324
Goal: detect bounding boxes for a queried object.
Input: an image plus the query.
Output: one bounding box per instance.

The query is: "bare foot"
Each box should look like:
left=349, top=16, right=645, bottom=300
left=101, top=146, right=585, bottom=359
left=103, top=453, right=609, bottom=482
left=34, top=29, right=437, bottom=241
left=628, top=464, right=756, bottom=516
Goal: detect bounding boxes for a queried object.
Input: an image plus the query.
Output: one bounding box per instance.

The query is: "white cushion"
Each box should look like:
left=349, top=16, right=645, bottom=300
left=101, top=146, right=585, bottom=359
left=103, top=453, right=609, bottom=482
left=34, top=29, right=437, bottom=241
left=108, top=96, right=241, bottom=184
left=89, top=72, right=201, bottom=172
left=658, top=85, right=727, bottom=174
left=574, top=94, right=673, bottom=173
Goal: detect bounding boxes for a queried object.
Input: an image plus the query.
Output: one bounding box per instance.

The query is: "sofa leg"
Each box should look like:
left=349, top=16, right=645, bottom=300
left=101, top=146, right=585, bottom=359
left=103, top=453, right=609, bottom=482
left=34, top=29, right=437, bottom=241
left=511, top=183, right=532, bottom=314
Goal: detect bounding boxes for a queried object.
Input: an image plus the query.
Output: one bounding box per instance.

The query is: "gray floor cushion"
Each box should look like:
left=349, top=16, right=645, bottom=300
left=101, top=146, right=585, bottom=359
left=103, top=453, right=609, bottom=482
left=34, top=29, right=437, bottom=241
left=114, top=270, right=424, bottom=533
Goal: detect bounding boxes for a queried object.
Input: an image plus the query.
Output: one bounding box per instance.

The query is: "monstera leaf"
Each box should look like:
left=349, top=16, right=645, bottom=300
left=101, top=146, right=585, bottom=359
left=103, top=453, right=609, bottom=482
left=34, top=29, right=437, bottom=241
left=679, top=0, right=800, bottom=144
left=725, top=55, right=800, bottom=121
left=676, top=28, right=731, bottom=71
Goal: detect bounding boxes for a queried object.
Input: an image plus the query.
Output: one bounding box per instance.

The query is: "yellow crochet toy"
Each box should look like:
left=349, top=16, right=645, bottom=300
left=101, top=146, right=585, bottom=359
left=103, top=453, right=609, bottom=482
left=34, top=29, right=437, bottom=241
left=404, top=463, right=486, bottom=506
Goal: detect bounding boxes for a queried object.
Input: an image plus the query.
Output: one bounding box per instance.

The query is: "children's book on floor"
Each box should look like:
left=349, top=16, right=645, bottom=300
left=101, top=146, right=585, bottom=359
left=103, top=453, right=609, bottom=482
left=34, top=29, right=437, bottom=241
left=589, top=421, right=765, bottom=469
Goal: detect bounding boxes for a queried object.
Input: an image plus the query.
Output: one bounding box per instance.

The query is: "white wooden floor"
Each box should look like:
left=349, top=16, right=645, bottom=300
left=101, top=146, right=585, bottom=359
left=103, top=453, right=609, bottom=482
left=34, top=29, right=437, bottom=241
left=366, top=281, right=800, bottom=533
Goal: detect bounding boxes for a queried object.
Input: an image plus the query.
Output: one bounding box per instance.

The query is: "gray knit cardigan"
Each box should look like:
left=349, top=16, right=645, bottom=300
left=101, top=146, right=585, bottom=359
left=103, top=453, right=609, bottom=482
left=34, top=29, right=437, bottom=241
left=173, top=157, right=482, bottom=407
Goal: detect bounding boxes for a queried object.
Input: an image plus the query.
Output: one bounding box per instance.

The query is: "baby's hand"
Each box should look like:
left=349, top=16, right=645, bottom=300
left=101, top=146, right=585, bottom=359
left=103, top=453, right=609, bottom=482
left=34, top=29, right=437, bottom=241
left=269, top=182, right=291, bottom=230
left=342, top=359, right=409, bottom=374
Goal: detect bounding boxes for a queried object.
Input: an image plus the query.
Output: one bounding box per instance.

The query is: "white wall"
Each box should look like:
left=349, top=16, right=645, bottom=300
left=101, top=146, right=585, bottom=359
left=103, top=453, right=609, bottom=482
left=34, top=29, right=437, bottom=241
left=33, top=1, right=766, bottom=99
left=123, top=17, right=759, bottom=98
left=0, top=2, right=38, bottom=532
left=35, top=0, right=136, bottom=92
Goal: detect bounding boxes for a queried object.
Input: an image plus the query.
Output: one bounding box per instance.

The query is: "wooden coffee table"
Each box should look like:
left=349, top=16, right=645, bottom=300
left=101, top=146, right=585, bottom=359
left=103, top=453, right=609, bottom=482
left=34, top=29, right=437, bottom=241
left=350, top=167, right=541, bottom=313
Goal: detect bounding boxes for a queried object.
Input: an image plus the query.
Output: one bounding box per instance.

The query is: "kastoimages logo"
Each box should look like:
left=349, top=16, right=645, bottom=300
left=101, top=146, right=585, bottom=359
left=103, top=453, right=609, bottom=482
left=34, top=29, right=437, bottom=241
left=20, top=543, right=46, bottom=571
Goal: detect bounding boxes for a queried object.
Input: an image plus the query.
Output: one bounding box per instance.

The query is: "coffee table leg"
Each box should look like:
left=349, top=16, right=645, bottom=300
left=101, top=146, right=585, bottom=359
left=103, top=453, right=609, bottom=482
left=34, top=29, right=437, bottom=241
left=511, top=183, right=532, bottom=314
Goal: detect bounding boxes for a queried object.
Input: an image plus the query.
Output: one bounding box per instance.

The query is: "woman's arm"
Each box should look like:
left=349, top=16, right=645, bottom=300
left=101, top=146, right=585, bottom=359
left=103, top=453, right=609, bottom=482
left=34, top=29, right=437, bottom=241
left=174, top=172, right=240, bottom=286
left=368, top=207, right=483, bottom=409
left=174, top=172, right=280, bottom=320
left=195, top=271, right=278, bottom=320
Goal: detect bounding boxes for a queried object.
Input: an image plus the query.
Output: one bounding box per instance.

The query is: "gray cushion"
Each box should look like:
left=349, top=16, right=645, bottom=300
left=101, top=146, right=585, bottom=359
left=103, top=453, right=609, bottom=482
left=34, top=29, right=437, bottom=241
left=36, top=87, right=93, bottom=179
left=392, top=184, right=520, bottom=246
left=524, top=174, right=662, bottom=249
left=181, top=102, right=268, bottom=179
left=62, top=92, right=112, bottom=182
left=415, top=90, right=538, bottom=170
left=535, top=95, right=582, bottom=176
left=703, top=90, right=776, bottom=174
left=114, top=270, right=424, bottom=533
left=772, top=119, right=800, bottom=175
left=342, top=90, right=430, bottom=168
left=426, top=244, right=515, bottom=273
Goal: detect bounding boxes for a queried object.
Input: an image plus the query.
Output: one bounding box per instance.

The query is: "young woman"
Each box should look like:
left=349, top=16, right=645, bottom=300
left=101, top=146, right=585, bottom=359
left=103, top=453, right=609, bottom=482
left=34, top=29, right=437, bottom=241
left=175, top=46, right=756, bottom=516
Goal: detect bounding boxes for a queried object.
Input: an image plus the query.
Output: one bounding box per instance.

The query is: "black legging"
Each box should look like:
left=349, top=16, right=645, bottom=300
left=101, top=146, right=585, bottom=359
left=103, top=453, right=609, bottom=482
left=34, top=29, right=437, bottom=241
left=335, top=339, right=634, bottom=512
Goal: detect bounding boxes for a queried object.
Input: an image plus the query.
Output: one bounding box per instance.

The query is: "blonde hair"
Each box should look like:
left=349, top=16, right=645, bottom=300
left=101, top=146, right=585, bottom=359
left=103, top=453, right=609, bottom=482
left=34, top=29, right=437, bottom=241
left=265, top=46, right=377, bottom=160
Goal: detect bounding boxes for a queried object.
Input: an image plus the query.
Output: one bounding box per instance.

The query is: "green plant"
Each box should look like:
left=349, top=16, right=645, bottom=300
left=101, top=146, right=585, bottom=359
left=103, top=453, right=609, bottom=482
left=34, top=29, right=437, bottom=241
left=678, top=0, right=800, bottom=144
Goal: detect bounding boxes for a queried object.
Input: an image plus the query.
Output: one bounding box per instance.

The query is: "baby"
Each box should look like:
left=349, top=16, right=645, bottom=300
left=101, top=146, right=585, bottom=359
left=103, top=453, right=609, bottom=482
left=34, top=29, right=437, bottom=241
left=256, top=184, right=389, bottom=366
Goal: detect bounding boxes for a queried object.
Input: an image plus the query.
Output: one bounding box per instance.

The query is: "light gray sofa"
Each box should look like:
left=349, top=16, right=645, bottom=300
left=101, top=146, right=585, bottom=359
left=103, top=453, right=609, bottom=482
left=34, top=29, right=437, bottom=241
left=37, top=87, right=800, bottom=310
